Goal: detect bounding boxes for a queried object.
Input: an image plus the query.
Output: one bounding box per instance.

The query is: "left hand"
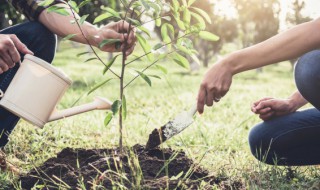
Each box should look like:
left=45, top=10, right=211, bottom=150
left=251, top=97, right=297, bottom=121
left=197, top=61, right=233, bottom=114
left=93, top=21, right=136, bottom=56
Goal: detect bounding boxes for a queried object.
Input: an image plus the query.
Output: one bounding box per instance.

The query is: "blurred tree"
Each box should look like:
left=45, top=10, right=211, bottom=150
left=0, top=1, right=25, bottom=30
left=286, top=0, right=312, bottom=68
left=192, top=0, right=238, bottom=68
left=155, top=0, right=238, bottom=68
left=233, top=0, right=280, bottom=48
left=233, top=0, right=280, bottom=72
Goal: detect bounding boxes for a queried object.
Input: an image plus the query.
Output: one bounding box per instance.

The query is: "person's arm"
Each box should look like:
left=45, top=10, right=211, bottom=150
left=38, top=3, right=135, bottom=55
left=251, top=91, right=308, bottom=121
left=197, top=18, right=320, bottom=113
left=229, top=18, right=320, bottom=74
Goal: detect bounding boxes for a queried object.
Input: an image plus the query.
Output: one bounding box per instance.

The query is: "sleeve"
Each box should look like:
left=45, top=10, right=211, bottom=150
left=7, top=0, right=66, bottom=21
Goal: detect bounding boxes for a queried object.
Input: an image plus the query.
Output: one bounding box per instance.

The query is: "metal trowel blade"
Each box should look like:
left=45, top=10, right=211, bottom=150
left=146, top=104, right=197, bottom=149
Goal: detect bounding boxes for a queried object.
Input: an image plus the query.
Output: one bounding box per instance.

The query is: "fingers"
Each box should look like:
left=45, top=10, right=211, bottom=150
left=206, top=89, right=214, bottom=106
left=253, top=97, right=273, bottom=107
left=197, top=84, right=206, bottom=114
left=10, top=35, right=33, bottom=56
left=0, top=57, right=9, bottom=74
left=259, top=111, right=275, bottom=121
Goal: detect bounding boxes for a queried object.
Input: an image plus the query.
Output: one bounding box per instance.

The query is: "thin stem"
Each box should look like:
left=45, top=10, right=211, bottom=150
left=137, top=14, right=169, bottom=27
left=119, top=2, right=135, bottom=151
left=125, top=31, right=194, bottom=66
left=67, top=3, right=120, bottom=78
left=124, top=50, right=175, bottom=89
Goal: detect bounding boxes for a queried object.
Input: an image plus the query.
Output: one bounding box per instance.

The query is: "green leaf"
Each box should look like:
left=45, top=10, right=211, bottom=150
left=99, top=39, right=121, bottom=48
left=155, top=65, right=168, bottom=74
left=104, top=112, right=113, bottom=126
left=111, top=100, right=122, bottom=115
left=161, top=24, right=168, bottom=40
left=127, top=17, right=140, bottom=25
left=149, top=3, right=161, bottom=13
left=93, top=13, right=113, bottom=24
left=174, top=16, right=186, bottom=30
left=136, top=34, right=153, bottom=61
left=79, top=14, right=89, bottom=25
left=39, top=0, right=54, bottom=6
left=87, top=78, right=113, bottom=95
left=103, top=55, right=120, bottom=75
left=173, top=53, right=189, bottom=69
left=102, top=7, right=120, bottom=18
left=84, top=57, right=97, bottom=62
left=77, top=52, right=90, bottom=57
left=183, top=8, right=191, bottom=23
left=153, top=43, right=163, bottom=50
left=62, top=34, right=76, bottom=41
left=199, top=31, right=220, bottom=41
left=136, top=70, right=152, bottom=86
left=78, top=0, right=91, bottom=9
left=47, top=6, right=70, bottom=16
left=155, top=17, right=161, bottom=27
left=68, top=1, right=79, bottom=13
left=149, top=75, right=161, bottom=79
left=166, top=23, right=175, bottom=38
left=137, top=26, right=151, bottom=37
left=172, top=0, right=179, bottom=12
left=190, top=53, right=200, bottom=65
left=190, top=7, right=211, bottom=24
left=176, top=44, right=192, bottom=54
left=141, top=0, right=150, bottom=10
left=122, top=95, right=127, bottom=120
left=191, top=12, right=206, bottom=29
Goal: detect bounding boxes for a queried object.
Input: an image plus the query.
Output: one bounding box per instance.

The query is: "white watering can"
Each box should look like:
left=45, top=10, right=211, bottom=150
left=0, top=54, right=112, bottom=128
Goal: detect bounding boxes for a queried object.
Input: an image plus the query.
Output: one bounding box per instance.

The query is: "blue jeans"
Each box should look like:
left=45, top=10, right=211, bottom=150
left=0, top=22, right=56, bottom=147
left=249, top=50, right=320, bottom=166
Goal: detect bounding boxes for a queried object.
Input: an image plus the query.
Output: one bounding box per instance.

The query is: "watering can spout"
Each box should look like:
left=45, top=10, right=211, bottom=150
left=48, top=97, right=112, bottom=122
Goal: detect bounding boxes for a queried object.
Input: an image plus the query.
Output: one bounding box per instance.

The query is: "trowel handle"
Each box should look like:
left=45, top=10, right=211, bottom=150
left=187, top=103, right=198, bottom=116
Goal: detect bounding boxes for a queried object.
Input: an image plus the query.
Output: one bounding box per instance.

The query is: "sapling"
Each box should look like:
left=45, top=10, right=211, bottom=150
left=44, top=0, right=219, bottom=151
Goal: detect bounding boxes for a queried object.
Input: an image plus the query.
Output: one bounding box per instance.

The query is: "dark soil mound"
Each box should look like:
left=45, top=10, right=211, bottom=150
left=19, top=144, right=244, bottom=189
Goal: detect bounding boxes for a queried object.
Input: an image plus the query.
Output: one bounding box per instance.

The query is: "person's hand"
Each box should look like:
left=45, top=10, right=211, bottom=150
left=92, top=21, right=136, bottom=57
left=197, top=61, right=233, bottom=114
left=0, top=34, right=33, bottom=74
left=251, top=97, right=297, bottom=121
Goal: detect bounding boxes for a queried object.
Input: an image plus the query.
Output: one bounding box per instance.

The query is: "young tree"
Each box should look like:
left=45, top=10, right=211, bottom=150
left=48, top=0, right=219, bottom=150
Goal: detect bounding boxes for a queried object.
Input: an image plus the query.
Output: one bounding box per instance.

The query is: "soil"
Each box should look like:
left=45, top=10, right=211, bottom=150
left=18, top=144, right=244, bottom=189
left=146, top=126, right=167, bottom=150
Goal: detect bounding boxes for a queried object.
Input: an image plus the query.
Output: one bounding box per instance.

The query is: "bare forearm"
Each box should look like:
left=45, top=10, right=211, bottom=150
left=227, top=18, right=320, bottom=74
left=288, top=91, right=308, bottom=111
left=38, top=4, right=98, bottom=46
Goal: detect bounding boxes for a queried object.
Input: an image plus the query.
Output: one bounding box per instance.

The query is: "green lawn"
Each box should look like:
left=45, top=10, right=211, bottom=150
left=1, top=41, right=319, bottom=189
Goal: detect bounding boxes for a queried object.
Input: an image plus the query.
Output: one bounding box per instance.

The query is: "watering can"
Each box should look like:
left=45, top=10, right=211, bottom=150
left=0, top=54, right=112, bottom=128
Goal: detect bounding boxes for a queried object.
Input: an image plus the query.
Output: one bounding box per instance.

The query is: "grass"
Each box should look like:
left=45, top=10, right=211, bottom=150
left=0, top=41, right=319, bottom=189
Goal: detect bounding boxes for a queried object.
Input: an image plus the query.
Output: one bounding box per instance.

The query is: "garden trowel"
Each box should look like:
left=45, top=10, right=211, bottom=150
left=146, top=103, right=198, bottom=149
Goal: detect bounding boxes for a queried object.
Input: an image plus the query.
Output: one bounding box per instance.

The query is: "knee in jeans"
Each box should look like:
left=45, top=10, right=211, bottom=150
left=294, top=50, right=320, bottom=109
left=294, top=50, right=320, bottom=90
left=248, top=123, right=278, bottom=165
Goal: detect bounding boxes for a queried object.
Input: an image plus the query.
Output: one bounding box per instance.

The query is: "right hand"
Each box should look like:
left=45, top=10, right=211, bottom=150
left=0, top=34, right=33, bottom=74
left=251, top=97, right=297, bottom=121
left=197, top=61, right=233, bottom=114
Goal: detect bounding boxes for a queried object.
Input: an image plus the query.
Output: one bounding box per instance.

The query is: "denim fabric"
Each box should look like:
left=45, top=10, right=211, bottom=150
left=249, top=50, right=320, bottom=166
left=0, top=21, right=56, bottom=147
